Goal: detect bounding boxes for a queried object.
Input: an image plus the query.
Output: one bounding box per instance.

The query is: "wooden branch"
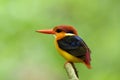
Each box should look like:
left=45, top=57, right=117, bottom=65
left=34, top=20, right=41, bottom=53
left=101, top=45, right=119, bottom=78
left=64, top=62, right=79, bottom=80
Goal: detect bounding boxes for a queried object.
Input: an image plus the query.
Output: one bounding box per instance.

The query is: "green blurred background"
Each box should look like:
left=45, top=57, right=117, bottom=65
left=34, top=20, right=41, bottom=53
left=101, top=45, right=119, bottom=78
left=0, top=0, right=120, bottom=80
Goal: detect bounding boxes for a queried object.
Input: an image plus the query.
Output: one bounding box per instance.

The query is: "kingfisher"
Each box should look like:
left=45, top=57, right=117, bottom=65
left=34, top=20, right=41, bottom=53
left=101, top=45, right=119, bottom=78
left=36, top=25, right=91, bottom=69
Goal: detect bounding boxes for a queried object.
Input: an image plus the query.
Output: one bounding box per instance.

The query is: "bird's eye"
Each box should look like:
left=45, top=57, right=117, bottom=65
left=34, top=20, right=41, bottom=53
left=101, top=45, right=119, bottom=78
left=56, top=29, right=62, bottom=33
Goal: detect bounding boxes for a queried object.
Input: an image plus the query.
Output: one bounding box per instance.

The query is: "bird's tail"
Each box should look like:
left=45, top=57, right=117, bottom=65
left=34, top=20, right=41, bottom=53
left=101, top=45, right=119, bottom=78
left=84, top=62, right=91, bottom=69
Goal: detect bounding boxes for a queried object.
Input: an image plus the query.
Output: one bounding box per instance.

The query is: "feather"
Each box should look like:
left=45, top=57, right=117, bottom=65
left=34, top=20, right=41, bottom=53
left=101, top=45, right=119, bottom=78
left=57, top=35, right=91, bottom=68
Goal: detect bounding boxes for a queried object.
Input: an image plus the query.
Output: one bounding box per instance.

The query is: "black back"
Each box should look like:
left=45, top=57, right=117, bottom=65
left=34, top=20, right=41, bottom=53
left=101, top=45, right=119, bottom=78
left=57, top=36, right=89, bottom=60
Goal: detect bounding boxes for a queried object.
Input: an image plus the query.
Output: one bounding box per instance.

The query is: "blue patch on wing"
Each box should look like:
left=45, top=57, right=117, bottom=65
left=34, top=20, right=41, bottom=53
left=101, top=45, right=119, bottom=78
left=69, top=36, right=83, bottom=47
left=57, top=36, right=87, bottom=57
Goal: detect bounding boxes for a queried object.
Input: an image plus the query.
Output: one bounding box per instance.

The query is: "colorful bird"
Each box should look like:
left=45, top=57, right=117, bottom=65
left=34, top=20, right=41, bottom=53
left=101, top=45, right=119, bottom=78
left=36, top=25, right=91, bottom=69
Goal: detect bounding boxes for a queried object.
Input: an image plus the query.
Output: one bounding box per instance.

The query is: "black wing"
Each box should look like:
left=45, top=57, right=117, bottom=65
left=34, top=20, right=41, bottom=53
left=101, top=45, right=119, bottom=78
left=57, top=36, right=90, bottom=60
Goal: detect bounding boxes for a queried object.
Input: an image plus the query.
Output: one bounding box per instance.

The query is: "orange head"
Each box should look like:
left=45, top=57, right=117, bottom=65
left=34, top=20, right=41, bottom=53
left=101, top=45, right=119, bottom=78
left=36, top=25, right=78, bottom=39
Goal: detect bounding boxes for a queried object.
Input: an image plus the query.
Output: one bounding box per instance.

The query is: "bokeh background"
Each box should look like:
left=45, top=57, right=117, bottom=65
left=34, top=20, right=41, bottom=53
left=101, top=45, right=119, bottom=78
left=0, top=0, right=120, bottom=80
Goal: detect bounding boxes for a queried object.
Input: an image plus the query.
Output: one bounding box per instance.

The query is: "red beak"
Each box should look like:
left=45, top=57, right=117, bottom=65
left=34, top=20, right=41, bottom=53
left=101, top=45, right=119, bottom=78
left=36, top=29, right=55, bottom=34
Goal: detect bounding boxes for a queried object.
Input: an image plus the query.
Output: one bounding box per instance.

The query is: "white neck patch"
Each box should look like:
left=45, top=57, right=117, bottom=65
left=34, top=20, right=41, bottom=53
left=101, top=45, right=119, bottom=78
left=65, top=33, right=75, bottom=36
left=53, top=33, right=75, bottom=39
